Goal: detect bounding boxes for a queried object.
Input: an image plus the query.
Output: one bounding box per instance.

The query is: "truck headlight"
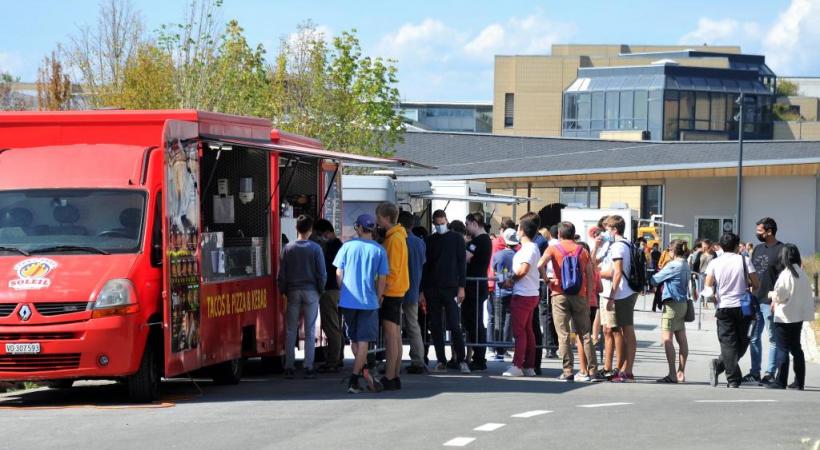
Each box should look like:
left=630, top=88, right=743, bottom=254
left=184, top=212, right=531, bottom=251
left=92, top=279, right=139, bottom=318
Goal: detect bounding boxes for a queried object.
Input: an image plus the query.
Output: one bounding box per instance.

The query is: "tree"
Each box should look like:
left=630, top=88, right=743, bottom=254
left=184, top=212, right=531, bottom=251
left=68, top=0, right=145, bottom=107
left=208, top=20, right=271, bottom=116
left=113, top=43, right=178, bottom=109
left=36, top=50, right=73, bottom=111
left=775, top=79, right=799, bottom=97
left=0, top=72, right=27, bottom=111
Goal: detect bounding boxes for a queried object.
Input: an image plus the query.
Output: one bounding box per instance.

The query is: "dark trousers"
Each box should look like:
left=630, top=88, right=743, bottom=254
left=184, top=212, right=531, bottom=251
left=425, top=287, right=466, bottom=364
left=418, top=301, right=430, bottom=364
left=652, top=283, right=664, bottom=312
left=773, top=321, right=805, bottom=388
left=488, top=293, right=511, bottom=355
left=462, top=281, right=487, bottom=363
left=715, top=307, right=752, bottom=385
left=539, top=285, right=558, bottom=352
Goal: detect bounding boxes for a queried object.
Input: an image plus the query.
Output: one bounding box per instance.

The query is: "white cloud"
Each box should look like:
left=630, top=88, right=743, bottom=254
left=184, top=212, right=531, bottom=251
left=0, top=52, right=25, bottom=76
left=377, top=18, right=463, bottom=63
left=678, top=17, right=759, bottom=46
left=464, top=13, right=577, bottom=61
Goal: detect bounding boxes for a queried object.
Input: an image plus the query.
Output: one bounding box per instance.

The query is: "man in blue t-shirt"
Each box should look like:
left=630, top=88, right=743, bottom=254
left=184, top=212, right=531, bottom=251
left=333, top=214, right=389, bottom=393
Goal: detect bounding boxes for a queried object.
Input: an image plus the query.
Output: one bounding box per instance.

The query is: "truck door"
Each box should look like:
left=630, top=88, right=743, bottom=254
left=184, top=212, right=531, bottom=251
left=161, top=120, right=202, bottom=377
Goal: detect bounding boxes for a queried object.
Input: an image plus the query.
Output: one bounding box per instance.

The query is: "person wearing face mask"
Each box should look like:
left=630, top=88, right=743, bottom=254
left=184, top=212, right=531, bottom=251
left=420, top=210, right=469, bottom=374
left=463, top=212, right=492, bottom=372
left=313, top=219, right=345, bottom=373
left=744, top=217, right=784, bottom=385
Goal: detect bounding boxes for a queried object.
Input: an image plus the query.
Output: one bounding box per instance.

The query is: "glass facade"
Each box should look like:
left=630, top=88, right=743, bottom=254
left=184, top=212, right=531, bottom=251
left=397, top=103, right=493, bottom=132
left=559, top=186, right=599, bottom=208
left=562, top=65, right=774, bottom=140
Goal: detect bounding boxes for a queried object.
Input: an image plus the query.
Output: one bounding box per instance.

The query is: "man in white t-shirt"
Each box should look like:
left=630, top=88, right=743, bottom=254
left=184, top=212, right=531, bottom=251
left=501, top=212, right=542, bottom=378
left=600, top=215, right=637, bottom=382
left=704, top=232, right=760, bottom=388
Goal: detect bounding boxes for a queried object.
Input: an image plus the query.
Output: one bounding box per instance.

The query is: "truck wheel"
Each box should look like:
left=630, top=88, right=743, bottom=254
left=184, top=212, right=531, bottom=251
left=127, top=344, right=160, bottom=402
left=210, top=358, right=244, bottom=385
left=47, top=380, right=74, bottom=389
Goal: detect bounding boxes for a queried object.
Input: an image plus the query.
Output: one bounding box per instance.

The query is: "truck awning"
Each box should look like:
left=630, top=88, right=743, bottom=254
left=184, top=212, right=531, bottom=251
left=409, top=192, right=535, bottom=205
left=200, top=135, right=434, bottom=169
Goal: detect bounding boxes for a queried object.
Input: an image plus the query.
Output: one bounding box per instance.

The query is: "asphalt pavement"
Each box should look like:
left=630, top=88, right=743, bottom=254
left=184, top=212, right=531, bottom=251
left=1, top=298, right=818, bottom=450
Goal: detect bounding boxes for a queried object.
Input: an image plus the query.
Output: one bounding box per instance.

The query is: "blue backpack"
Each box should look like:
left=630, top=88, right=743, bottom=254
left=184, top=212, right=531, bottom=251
left=556, top=245, right=584, bottom=295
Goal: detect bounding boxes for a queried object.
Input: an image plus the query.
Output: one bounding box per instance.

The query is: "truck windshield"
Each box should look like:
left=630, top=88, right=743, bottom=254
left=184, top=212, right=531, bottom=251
left=0, top=189, right=146, bottom=254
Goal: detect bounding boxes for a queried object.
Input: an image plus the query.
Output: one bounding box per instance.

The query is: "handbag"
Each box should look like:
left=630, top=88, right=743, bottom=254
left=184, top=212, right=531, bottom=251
left=740, top=256, right=759, bottom=319
left=684, top=299, right=695, bottom=322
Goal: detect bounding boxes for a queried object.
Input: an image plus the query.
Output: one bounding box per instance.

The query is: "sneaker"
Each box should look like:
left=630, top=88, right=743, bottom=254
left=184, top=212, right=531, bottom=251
left=557, top=372, right=575, bottom=382
left=758, top=374, right=774, bottom=386
left=611, top=373, right=628, bottom=383
left=362, top=368, right=383, bottom=393
left=347, top=374, right=362, bottom=394
left=545, top=350, right=559, bottom=359
left=459, top=362, right=472, bottom=374
left=765, top=382, right=786, bottom=390
left=603, top=369, right=619, bottom=381
left=493, top=354, right=505, bottom=361
left=379, top=376, right=398, bottom=391
left=432, top=362, right=448, bottom=373
left=405, top=365, right=426, bottom=375
left=574, top=373, right=591, bottom=383
left=590, top=372, right=606, bottom=383
left=468, top=361, right=487, bottom=372
left=502, top=366, right=524, bottom=377
left=622, top=372, right=636, bottom=383
left=787, top=382, right=804, bottom=390
left=727, top=382, right=740, bottom=388
left=709, top=359, right=720, bottom=388
left=741, top=373, right=760, bottom=383
left=523, top=368, right=537, bottom=377
left=303, top=368, right=317, bottom=379
left=394, top=377, right=402, bottom=390
left=447, top=360, right=459, bottom=370
left=284, top=368, right=295, bottom=379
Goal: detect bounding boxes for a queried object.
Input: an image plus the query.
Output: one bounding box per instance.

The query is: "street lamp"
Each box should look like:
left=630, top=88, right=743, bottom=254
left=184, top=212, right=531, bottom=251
left=734, top=93, right=754, bottom=236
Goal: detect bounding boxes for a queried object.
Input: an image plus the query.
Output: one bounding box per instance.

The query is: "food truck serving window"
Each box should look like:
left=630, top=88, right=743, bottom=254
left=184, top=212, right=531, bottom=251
left=0, top=189, right=146, bottom=254
left=200, top=145, right=270, bottom=282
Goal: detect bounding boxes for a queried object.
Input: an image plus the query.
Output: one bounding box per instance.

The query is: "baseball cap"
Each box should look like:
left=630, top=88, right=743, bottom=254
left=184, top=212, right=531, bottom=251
left=355, top=214, right=376, bottom=230
left=502, top=228, right=519, bottom=246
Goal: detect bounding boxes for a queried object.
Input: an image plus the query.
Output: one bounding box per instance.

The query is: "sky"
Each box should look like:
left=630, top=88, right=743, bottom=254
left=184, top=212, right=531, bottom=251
left=2, top=0, right=819, bottom=101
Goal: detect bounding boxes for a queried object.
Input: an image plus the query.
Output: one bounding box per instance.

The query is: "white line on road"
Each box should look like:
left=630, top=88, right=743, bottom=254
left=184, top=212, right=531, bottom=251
left=695, top=399, right=778, bottom=403
left=577, top=402, right=634, bottom=408
left=443, top=437, right=476, bottom=447
left=474, top=423, right=506, bottom=432
left=511, top=410, right=552, bottom=418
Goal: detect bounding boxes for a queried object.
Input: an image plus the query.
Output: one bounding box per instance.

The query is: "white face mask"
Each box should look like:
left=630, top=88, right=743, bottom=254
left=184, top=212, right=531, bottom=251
left=434, top=224, right=448, bottom=234
left=715, top=249, right=725, bottom=257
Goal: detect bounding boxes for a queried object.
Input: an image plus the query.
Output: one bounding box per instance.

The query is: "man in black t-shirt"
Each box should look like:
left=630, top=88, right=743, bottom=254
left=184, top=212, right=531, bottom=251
left=744, top=217, right=784, bottom=385
left=314, top=219, right=345, bottom=373
left=464, top=212, right=492, bottom=371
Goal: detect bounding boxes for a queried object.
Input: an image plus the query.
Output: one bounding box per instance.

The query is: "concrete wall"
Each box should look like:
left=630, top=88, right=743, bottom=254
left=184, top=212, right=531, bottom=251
left=666, top=176, right=818, bottom=256
left=776, top=96, right=819, bottom=121
left=773, top=121, right=820, bottom=140
left=600, top=186, right=642, bottom=210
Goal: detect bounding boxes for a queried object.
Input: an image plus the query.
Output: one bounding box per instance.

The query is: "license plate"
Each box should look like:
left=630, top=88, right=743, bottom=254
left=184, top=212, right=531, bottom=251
left=5, top=343, right=41, bottom=354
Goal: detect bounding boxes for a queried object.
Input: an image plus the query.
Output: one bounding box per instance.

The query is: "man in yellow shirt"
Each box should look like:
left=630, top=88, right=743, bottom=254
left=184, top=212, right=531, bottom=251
left=376, top=202, right=409, bottom=390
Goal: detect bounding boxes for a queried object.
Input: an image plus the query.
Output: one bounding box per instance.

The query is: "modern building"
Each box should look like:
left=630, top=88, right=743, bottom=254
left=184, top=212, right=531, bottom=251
left=397, top=101, right=492, bottom=133
left=389, top=131, right=820, bottom=257
left=493, top=44, right=776, bottom=140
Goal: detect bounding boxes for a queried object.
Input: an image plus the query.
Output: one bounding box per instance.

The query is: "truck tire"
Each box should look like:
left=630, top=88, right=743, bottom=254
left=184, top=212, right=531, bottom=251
left=210, top=358, right=244, bottom=385
left=47, top=380, right=74, bottom=389
left=127, top=344, right=160, bottom=402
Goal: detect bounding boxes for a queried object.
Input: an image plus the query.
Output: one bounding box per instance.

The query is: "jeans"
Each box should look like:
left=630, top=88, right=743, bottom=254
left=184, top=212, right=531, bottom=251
left=511, top=295, right=539, bottom=369
left=749, top=302, right=777, bottom=376
left=462, top=280, right=488, bottom=363
left=488, top=293, right=512, bottom=355
left=715, top=307, right=752, bottom=385
left=773, top=321, right=805, bottom=388
left=319, top=290, right=343, bottom=366
left=402, top=300, right=425, bottom=367
left=285, top=289, right=320, bottom=370
left=425, top=287, right=466, bottom=364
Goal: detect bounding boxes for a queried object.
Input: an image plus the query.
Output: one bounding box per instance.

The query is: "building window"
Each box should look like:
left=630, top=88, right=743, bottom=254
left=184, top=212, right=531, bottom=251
left=634, top=90, right=648, bottom=130
left=695, top=92, right=710, bottom=130
left=641, top=185, right=663, bottom=218
left=504, top=93, right=514, bottom=127
left=559, top=186, right=600, bottom=208
left=663, top=91, right=679, bottom=140
left=591, top=92, right=605, bottom=130
left=710, top=93, right=727, bottom=131
left=619, top=90, right=634, bottom=129
left=605, top=91, right=619, bottom=129
left=679, top=91, right=694, bottom=131
left=577, top=93, right=591, bottom=130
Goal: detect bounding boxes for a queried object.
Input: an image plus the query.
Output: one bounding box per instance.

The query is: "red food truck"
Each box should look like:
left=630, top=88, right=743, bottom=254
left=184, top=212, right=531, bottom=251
left=0, top=110, right=415, bottom=401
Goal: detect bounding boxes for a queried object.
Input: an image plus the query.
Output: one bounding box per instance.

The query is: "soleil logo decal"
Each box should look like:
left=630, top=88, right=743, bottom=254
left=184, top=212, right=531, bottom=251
left=9, top=258, right=58, bottom=291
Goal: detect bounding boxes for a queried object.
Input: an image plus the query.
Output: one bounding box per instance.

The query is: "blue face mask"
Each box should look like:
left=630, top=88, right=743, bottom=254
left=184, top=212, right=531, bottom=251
left=601, top=231, right=614, bottom=242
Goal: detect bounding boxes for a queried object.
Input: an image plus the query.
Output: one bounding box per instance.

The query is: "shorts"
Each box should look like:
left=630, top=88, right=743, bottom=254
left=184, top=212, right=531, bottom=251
left=614, top=293, right=638, bottom=327
left=380, top=296, right=403, bottom=325
left=600, top=301, right=618, bottom=329
left=661, top=300, right=688, bottom=332
left=342, top=307, right=379, bottom=342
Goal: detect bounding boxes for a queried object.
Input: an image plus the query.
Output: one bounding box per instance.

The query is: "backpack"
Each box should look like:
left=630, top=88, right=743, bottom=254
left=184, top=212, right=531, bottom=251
left=556, top=244, right=584, bottom=295
left=614, top=240, right=647, bottom=293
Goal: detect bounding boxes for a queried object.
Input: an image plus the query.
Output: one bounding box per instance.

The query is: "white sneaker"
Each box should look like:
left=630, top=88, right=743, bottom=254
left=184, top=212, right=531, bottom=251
left=523, top=368, right=537, bottom=377
left=432, top=362, right=447, bottom=373
left=502, top=365, right=524, bottom=377
left=574, top=373, right=591, bottom=382
left=459, top=362, right=471, bottom=374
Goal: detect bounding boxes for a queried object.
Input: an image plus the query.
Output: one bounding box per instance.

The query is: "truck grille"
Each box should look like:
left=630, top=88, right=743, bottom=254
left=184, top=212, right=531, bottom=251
left=34, top=302, right=90, bottom=316
left=0, top=332, right=77, bottom=341
left=0, top=304, right=17, bottom=317
left=0, top=354, right=81, bottom=372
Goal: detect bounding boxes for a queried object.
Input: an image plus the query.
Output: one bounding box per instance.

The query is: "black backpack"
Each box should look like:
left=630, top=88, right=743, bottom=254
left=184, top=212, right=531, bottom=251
left=614, top=240, right=647, bottom=293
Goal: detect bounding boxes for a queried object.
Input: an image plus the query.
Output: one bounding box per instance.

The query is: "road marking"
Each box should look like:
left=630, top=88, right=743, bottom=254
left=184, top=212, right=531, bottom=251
left=443, top=437, right=476, bottom=447
left=511, top=410, right=552, bottom=418
left=577, top=402, right=633, bottom=408
left=695, top=399, right=778, bottom=403
left=474, top=423, right=506, bottom=432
